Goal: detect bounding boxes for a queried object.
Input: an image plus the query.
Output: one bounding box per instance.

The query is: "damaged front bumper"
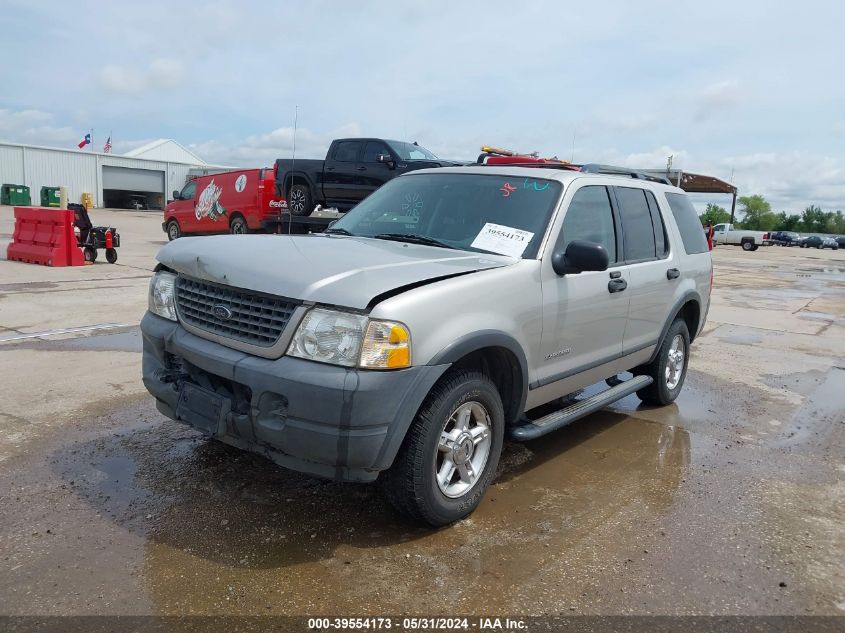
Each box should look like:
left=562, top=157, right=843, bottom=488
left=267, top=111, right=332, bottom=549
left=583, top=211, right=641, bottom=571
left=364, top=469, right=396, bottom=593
left=141, top=312, right=448, bottom=482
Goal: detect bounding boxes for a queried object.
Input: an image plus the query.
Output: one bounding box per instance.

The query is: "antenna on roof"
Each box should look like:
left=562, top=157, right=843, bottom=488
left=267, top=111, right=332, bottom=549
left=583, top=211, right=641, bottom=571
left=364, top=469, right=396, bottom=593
left=292, top=105, right=298, bottom=162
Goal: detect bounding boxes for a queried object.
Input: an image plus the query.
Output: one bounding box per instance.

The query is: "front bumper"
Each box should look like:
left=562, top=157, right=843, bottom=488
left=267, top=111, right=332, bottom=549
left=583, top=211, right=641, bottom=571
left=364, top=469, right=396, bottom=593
left=141, top=312, right=449, bottom=482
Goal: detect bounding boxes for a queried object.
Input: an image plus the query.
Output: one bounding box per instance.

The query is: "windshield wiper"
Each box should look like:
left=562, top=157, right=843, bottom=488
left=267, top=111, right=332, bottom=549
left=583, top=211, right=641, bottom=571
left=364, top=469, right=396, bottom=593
left=372, top=233, right=456, bottom=250
left=324, top=227, right=354, bottom=236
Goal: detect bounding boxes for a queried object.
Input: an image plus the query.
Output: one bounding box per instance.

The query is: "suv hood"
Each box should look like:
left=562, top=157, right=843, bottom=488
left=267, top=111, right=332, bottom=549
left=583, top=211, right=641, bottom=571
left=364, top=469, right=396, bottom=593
left=157, top=234, right=514, bottom=309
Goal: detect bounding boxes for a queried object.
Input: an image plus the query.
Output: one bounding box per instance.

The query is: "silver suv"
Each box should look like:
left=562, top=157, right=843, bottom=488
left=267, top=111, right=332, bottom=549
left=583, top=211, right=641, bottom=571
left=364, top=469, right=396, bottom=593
left=142, top=164, right=712, bottom=526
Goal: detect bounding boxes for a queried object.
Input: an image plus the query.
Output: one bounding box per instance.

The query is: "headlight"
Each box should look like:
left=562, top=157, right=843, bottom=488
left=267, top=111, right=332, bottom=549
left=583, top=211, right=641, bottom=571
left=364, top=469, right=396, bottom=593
left=287, top=308, right=411, bottom=369
left=287, top=308, right=367, bottom=367
left=148, top=271, right=177, bottom=321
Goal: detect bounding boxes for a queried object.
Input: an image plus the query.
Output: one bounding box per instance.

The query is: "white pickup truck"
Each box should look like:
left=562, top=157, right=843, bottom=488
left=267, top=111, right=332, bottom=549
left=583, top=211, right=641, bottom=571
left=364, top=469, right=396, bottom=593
left=712, top=224, right=772, bottom=251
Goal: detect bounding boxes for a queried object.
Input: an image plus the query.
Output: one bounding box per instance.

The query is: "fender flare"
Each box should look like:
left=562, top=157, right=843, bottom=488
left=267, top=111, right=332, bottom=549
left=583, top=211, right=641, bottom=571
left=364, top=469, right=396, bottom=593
left=428, top=330, right=529, bottom=421
left=283, top=171, right=317, bottom=198
left=647, top=290, right=703, bottom=364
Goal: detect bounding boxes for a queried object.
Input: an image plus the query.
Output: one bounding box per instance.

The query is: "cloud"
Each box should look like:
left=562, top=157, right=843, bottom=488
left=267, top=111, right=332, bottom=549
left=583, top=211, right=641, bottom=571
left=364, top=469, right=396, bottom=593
left=186, top=123, right=362, bottom=166
left=0, top=108, right=78, bottom=146
left=693, top=80, right=742, bottom=122
left=99, top=58, right=185, bottom=94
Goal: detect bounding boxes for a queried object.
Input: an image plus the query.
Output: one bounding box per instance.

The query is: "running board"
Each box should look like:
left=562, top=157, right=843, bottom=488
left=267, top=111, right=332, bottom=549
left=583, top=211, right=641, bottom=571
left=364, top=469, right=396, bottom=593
left=509, top=375, right=653, bottom=441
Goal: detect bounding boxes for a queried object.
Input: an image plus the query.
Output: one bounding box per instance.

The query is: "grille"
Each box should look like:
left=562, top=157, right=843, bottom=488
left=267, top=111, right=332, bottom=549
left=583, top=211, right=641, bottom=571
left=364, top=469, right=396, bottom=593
left=175, top=276, right=298, bottom=347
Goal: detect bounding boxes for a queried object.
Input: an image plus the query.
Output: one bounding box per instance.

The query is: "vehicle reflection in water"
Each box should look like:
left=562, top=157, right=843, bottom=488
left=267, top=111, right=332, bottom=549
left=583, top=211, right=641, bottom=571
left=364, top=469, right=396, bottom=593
left=53, top=405, right=690, bottom=614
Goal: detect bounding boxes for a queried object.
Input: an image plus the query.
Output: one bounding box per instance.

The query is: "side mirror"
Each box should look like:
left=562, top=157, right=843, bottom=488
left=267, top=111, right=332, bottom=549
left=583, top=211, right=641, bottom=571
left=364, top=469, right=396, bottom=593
left=378, top=154, right=395, bottom=168
left=172, top=190, right=181, bottom=200
left=552, top=240, right=609, bottom=275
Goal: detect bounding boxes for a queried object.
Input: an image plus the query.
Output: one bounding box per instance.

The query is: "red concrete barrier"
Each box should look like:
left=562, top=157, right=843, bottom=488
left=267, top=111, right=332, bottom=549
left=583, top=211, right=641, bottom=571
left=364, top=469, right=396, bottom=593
left=6, top=207, right=85, bottom=267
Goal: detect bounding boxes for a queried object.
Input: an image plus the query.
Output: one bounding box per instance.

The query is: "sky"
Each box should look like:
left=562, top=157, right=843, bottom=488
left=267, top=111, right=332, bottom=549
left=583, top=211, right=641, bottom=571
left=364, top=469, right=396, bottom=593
left=1, top=0, right=844, bottom=214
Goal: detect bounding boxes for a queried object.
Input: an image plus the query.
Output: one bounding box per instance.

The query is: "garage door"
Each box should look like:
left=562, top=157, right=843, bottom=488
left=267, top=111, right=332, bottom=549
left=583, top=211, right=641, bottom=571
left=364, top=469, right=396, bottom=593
left=102, top=166, right=165, bottom=193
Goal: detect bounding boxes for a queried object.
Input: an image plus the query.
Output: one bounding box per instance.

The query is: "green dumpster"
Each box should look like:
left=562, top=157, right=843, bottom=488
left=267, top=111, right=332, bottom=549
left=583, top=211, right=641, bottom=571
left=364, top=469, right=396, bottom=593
left=1, top=184, right=32, bottom=206
left=40, top=186, right=61, bottom=207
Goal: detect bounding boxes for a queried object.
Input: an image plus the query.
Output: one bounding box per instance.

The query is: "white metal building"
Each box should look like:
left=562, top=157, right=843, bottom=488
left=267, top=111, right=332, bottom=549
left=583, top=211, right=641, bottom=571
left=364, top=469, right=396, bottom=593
left=0, top=139, right=224, bottom=209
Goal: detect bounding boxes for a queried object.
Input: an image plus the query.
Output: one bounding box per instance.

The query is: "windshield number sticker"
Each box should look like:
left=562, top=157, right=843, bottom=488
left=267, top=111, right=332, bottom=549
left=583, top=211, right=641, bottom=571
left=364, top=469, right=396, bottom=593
left=471, top=223, right=534, bottom=258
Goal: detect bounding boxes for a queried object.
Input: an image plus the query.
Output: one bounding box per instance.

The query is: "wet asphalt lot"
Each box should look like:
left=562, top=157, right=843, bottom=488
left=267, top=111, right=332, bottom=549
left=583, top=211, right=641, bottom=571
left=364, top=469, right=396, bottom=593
left=0, top=208, right=843, bottom=616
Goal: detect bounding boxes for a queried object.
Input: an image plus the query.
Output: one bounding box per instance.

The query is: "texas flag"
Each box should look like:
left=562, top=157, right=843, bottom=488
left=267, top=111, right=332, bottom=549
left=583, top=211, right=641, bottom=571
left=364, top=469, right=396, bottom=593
left=77, top=133, right=91, bottom=149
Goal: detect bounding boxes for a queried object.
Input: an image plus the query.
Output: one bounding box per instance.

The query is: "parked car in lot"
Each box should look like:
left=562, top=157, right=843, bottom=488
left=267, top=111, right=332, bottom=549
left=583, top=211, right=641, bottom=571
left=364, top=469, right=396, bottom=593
left=142, top=163, right=712, bottom=526
left=771, top=231, right=802, bottom=246
left=163, top=168, right=284, bottom=240
left=711, top=223, right=772, bottom=250
left=836, top=236, right=845, bottom=248
left=274, top=138, right=463, bottom=215
left=799, top=235, right=839, bottom=249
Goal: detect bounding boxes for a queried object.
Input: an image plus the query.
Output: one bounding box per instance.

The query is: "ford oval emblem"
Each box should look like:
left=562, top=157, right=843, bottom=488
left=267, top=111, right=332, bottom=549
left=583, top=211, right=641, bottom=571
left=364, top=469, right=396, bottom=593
left=212, top=304, right=233, bottom=321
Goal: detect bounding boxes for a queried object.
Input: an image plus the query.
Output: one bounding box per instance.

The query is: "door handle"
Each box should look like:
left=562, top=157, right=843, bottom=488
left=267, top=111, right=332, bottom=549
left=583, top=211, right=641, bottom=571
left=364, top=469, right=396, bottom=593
left=666, top=268, right=680, bottom=280
left=326, top=166, right=335, bottom=171
left=608, top=278, right=627, bottom=293
left=356, top=166, right=367, bottom=171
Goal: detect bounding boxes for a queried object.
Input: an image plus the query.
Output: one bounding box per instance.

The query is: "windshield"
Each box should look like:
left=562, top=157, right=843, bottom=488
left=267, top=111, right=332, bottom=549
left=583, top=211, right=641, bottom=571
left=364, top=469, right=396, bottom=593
left=386, top=141, right=438, bottom=161
left=328, top=173, right=562, bottom=259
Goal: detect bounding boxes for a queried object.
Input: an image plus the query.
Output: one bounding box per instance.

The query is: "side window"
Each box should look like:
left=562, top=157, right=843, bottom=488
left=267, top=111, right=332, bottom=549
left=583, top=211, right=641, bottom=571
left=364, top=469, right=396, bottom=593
left=332, top=141, right=361, bottom=162
left=615, top=187, right=656, bottom=261
left=645, top=191, right=668, bottom=257
left=362, top=141, right=390, bottom=163
left=666, top=192, right=710, bottom=254
left=558, top=186, right=617, bottom=264
left=181, top=181, right=196, bottom=200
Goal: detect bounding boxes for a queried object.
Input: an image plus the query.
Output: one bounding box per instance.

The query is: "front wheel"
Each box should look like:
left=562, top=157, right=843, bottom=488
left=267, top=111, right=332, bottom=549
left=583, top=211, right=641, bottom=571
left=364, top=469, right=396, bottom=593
left=636, top=318, right=690, bottom=406
left=229, top=215, right=249, bottom=235
left=287, top=184, right=313, bottom=216
left=166, top=220, right=181, bottom=241
left=383, top=370, right=504, bottom=527
left=105, top=248, right=118, bottom=264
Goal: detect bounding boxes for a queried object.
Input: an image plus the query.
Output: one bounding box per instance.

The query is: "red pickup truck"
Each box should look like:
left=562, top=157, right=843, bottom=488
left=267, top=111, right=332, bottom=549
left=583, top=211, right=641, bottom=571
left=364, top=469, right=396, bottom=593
left=163, top=168, right=286, bottom=240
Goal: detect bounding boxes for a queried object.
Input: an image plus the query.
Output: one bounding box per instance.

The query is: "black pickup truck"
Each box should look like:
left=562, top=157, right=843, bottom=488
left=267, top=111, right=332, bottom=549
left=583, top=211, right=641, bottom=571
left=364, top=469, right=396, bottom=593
left=274, top=138, right=462, bottom=214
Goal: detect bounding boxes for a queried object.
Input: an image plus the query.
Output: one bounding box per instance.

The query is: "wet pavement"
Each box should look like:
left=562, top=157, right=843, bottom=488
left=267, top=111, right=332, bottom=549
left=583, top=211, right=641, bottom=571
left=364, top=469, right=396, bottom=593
left=0, top=235, right=843, bottom=616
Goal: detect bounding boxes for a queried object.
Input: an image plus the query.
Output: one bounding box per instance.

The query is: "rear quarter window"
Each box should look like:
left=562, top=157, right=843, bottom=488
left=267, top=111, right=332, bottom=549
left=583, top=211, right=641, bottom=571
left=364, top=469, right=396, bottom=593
left=665, top=192, right=709, bottom=254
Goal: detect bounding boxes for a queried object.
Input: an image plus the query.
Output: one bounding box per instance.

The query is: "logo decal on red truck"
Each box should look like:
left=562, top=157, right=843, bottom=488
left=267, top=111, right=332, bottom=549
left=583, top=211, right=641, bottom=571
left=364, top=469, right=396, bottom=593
left=196, top=180, right=227, bottom=221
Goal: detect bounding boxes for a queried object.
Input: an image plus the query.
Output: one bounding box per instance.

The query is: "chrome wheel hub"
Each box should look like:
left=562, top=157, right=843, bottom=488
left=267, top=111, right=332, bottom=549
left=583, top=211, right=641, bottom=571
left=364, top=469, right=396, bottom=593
left=665, top=334, right=686, bottom=390
left=436, top=401, right=492, bottom=498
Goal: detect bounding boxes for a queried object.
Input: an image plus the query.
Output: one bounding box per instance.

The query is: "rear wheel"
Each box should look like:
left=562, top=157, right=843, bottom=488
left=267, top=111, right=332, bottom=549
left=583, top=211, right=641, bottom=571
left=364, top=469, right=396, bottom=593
left=166, top=220, right=181, bottom=241
left=83, top=246, right=97, bottom=262
left=229, top=215, right=249, bottom=235
left=383, top=370, right=504, bottom=527
left=636, top=318, right=690, bottom=406
left=287, top=183, right=312, bottom=216
left=105, top=248, right=118, bottom=264
left=741, top=240, right=754, bottom=251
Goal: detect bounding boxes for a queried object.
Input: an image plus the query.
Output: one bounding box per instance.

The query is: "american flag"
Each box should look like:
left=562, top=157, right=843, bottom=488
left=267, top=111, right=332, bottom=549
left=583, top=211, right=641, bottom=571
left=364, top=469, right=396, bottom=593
left=103, top=136, right=112, bottom=153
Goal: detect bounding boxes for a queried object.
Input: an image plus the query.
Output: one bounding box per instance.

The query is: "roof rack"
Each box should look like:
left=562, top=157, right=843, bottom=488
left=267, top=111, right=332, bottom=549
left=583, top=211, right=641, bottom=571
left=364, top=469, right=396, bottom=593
left=579, top=164, right=672, bottom=185
left=475, top=161, right=672, bottom=184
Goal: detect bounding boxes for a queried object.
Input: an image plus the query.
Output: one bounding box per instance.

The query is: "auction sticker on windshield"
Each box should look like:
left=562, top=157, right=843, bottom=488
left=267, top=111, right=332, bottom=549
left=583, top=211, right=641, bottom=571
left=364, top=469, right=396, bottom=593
left=471, top=222, right=534, bottom=258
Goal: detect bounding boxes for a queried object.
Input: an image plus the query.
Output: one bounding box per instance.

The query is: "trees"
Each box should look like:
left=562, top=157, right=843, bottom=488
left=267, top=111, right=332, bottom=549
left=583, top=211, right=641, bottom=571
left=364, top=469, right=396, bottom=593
left=774, top=211, right=801, bottom=231
left=699, top=203, right=731, bottom=226
left=737, top=195, right=777, bottom=230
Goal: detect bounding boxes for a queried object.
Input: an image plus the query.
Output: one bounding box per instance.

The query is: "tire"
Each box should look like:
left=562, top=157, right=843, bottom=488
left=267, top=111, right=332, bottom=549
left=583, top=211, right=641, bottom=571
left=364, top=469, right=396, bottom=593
left=105, top=248, right=118, bottom=264
left=83, top=246, right=97, bottom=263
left=287, top=183, right=312, bottom=217
left=741, top=240, right=754, bottom=251
left=636, top=318, right=691, bottom=406
left=229, top=215, right=249, bottom=235
left=383, top=370, right=504, bottom=527
left=166, top=220, right=181, bottom=241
